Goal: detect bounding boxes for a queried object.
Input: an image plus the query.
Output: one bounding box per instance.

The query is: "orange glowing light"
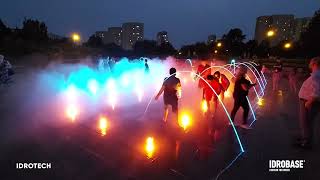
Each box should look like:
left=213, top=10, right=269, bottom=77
left=278, top=90, right=283, bottom=96
left=180, top=113, right=191, bottom=131
left=266, top=30, right=275, bottom=37
left=99, top=117, right=108, bottom=136
left=202, top=100, right=208, bottom=113
left=284, top=42, right=292, bottom=49
left=145, top=137, right=155, bottom=158
left=217, top=42, right=222, bottom=47
left=66, top=104, right=79, bottom=121
left=72, top=33, right=80, bottom=42
left=257, top=98, right=264, bottom=106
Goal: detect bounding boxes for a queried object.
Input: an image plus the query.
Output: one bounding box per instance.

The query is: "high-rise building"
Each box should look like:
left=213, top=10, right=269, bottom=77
left=254, top=16, right=272, bottom=44
left=254, top=15, right=295, bottom=46
left=207, top=34, right=216, bottom=44
left=104, top=27, right=122, bottom=46
left=156, top=31, right=169, bottom=45
left=121, top=22, right=144, bottom=50
left=294, top=17, right=311, bottom=41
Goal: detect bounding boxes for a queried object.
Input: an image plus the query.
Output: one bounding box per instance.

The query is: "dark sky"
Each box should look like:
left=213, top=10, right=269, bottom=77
left=1, top=0, right=319, bottom=47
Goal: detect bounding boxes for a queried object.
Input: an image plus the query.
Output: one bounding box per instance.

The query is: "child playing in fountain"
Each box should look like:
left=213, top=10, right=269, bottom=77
left=202, top=74, right=222, bottom=135
left=203, top=75, right=222, bottom=117
left=213, top=71, right=230, bottom=101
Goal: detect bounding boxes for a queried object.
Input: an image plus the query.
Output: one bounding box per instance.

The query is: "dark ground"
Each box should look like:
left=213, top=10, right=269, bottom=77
left=0, top=66, right=320, bottom=180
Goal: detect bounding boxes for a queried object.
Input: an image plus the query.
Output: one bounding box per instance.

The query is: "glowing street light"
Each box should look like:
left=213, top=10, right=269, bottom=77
left=214, top=50, right=218, bottom=54
left=284, top=42, right=292, bottom=49
left=145, top=137, right=155, bottom=159
left=266, top=30, right=275, bottom=37
left=72, top=33, right=80, bottom=43
left=217, top=42, right=222, bottom=47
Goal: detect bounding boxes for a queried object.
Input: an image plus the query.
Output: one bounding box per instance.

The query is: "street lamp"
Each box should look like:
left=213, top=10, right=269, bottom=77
left=214, top=50, right=218, bottom=54
left=284, top=42, right=292, bottom=49
left=266, top=30, right=275, bottom=38
left=217, top=42, right=222, bottom=47
left=71, top=33, right=81, bottom=43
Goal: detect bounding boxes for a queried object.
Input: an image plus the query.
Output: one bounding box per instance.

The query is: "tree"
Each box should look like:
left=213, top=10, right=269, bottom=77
left=104, top=43, right=123, bottom=56
left=133, top=40, right=157, bottom=56
left=0, top=19, right=11, bottom=39
left=245, top=40, right=258, bottom=58
left=179, top=42, right=210, bottom=59
left=255, top=40, right=270, bottom=58
left=222, top=28, right=246, bottom=57
left=157, top=42, right=177, bottom=56
left=22, top=18, right=48, bottom=41
left=85, top=35, right=103, bottom=48
left=300, top=8, right=320, bottom=57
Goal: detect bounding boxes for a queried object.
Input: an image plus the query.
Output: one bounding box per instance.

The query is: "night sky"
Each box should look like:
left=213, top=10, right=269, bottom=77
left=1, top=0, right=319, bottom=47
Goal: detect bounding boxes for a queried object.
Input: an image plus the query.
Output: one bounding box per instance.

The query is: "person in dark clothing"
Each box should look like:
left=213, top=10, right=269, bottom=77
left=155, top=67, right=181, bottom=123
left=230, top=66, right=256, bottom=129
left=144, top=59, right=150, bottom=73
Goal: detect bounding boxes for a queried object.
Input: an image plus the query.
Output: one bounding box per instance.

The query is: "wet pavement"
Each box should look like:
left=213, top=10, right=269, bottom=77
left=1, top=66, right=320, bottom=180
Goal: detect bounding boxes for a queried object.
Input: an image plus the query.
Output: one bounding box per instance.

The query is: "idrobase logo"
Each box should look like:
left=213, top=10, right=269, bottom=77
left=269, top=160, right=305, bottom=172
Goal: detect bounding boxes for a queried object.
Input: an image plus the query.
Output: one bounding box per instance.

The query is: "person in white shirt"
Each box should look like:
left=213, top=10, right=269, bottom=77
left=296, top=57, right=320, bottom=148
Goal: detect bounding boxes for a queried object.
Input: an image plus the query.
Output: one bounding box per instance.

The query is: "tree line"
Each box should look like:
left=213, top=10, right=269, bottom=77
left=0, top=8, right=319, bottom=59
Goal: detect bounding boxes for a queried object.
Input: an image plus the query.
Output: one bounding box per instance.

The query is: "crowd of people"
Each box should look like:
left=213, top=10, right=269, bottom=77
left=153, top=56, right=320, bottom=153
left=154, top=62, right=257, bottom=139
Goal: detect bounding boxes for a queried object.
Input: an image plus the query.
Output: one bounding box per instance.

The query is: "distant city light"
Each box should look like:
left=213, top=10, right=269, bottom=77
left=217, top=42, right=222, bottom=47
left=266, top=30, right=275, bottom=37
left=72, top=33, right=80, bottom=42
left=284, top=42, right=292, bottom=49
